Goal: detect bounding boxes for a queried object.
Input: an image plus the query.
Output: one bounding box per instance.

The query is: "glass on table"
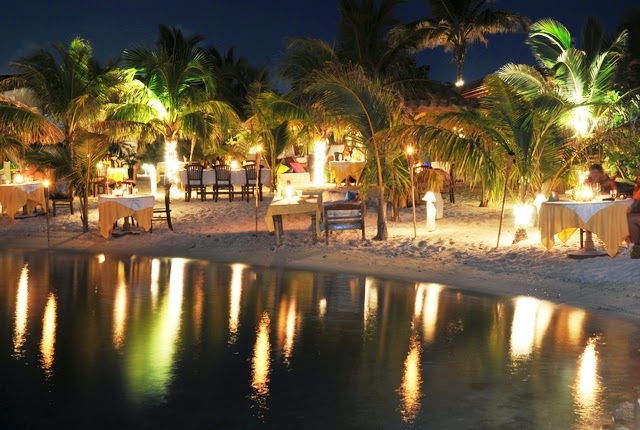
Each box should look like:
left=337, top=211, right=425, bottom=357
left=610, top=189, right=617, bottom=199
left=592, top=183, right=601, bottom=195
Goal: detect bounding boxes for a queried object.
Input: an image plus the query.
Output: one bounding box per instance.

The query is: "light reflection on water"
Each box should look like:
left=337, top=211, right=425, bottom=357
left=1, top=249, right=640, bottom=429
left=251, top=311, right=271, bottom=419
left=40, top=292, right=56, bottom=377
left=228, top=263, right=244, bottom=344
left=12, top=264, right=29, bottom=357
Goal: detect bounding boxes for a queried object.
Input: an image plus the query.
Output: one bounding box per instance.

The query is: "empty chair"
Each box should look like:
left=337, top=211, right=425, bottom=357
left=151, top=182, right=173, bottom=232
left=92, top=163, right=109, bottom=196
left=213, top=164, right=234, bottom=202
left=49, top=180, right=74, bottom=217
left=184, top=163, right=205, bottom=202
left=322, top=201, right=365, bottom=244
left=242, top=164, right=263, bottom=202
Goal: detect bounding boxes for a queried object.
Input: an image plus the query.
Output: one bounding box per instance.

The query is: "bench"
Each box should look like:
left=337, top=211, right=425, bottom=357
left=322, top=201, right=365, bottom=244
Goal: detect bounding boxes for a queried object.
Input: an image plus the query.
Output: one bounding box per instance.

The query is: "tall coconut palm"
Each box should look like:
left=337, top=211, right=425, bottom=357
left=526, top=18, right=628, bottom=139
left=0, top=96, right=64, bottom=161
left=306, top=64, right=409, bottom=240
left=1, top=38, right=124, bottom=232
left=277, top=0, right=424, bottom=92
left=240, top=89, right=311, bottom=184
left=112, top=25, right=238, bottom=162
left=396, top=0, right=530, bottom=86
left=400, top=67, right=571, bottom=240
left=209, top=46, right=269, bottom=120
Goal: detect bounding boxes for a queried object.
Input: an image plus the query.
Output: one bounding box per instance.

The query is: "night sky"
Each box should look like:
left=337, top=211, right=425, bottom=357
left=0, top=0, right=633, bottom=85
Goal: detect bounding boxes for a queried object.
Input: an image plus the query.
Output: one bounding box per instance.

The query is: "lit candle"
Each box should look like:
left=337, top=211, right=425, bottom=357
left=285, top=181, right=294, bottom=199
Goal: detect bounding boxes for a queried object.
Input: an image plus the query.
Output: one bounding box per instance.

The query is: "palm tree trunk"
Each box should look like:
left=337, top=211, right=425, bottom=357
left=479, top=186, right=489, bottom=207
left=374, top=185, right=388, bottom=240
left=455, top=48, right=466, bottom=85
left=189, top=136, right=196, bottom=163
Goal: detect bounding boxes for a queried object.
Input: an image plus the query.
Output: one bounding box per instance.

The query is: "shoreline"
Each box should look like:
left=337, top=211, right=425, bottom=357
left=4, top=230, right=640, bottom=324
left=2, top=183, right=638, bottom=324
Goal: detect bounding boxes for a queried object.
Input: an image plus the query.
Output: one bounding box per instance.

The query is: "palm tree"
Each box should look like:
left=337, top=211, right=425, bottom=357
left=400, top=67, right=571, bottom=240
left=209, top=46, right=269, bottom=120
left=240, top=89, right=311, bottom=186
left=306, top=64, right=409, bottom=240
left=1, top=38, right=124, bottom=232
left=0, top=95, right=64, bottom=162
left=277, top=0, right=424, bottom=91
left=526, top=18, right=628, bottom=139
left=111, top=25, right=238, bottom=162
left=396, top=0, right=530, bottom=86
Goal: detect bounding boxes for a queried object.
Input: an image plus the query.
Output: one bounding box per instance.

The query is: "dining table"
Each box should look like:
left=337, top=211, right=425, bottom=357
left=178, top=168, right=272, bottom=187
left=265, top=196, right=320, bottom=246
left=98, top=194, right=155, bottom=238
left=538, top=197, right=633, bottom=257
left=0, top=182, right=47, bottom=219
left=328, top=161, right=366, bottom=186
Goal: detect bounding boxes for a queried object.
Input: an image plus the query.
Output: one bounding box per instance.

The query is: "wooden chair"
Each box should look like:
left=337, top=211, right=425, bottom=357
left=322, top=201, right=365, bottom=244
left=92, top=163, right=109, bottom=196
left=242, top=164, right=263, bottom=202
left=184, top=163, right=205, bottom=202
left=151, top=183, right=173, bottom=232
left=213, top=164, right=234, bottom=202
left=49, top=181, right=74, bottom=217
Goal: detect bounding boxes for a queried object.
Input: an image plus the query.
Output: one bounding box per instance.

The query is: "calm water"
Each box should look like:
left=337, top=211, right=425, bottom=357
left=1, top=249, right=639, bottom=429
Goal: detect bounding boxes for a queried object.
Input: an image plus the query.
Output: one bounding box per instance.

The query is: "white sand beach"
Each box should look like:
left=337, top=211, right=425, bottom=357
left=2, top=177, right=639, bottom=322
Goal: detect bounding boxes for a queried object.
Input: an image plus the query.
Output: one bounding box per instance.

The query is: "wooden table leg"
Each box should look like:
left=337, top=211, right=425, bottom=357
left=311, top=212, right=317, bottom=244
left=568, top=230, right=607, bottom=259
left=584, top=230, right=595, bottom=251
left=274, top=215, right=282, bottom=246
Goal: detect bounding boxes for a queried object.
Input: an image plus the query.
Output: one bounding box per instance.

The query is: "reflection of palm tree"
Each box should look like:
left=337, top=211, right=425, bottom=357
left=1, top=38, right=122, bottom=232
left=113, top=25, right=238, bottom=161
left=395, top=0, right=530, bottom=85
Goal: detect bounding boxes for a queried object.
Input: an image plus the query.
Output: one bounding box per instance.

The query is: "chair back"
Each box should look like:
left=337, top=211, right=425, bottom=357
left=186, top=163, right=204, bottom=183
left=244, top=164, right=258, bottom=183
left=215, top=164, right=231, bottom=181
left=96, top=163, right=108, bottom=179
left=51, top=180, right=73, bottom=199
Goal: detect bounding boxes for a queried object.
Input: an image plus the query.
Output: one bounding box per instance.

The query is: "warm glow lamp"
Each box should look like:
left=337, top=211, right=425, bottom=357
left=313, top=140, right=327, bottom=185
left=422, top=191, right=437, bottom=232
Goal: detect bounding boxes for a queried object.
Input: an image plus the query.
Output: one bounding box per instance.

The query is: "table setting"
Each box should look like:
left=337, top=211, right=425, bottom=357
left=539, top=184, right=633, bottom=258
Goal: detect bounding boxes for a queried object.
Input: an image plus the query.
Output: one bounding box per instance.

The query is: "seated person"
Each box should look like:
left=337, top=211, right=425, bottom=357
left=26, top=163, right=49, bottom=182
left=585, top=163, right=617, bottom=194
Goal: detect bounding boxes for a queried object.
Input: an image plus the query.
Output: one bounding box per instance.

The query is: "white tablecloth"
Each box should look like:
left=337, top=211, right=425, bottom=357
left=98, top=194, right=155, bottom=238
left=539, top=199, right=633, bottom=257
left=545, top=199, right=631, bottom=222
left=0, top=182, right=46, bottom=219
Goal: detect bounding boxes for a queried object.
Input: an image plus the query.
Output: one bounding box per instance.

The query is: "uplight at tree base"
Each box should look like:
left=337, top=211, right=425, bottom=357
left=164, top=140, right=180, bottom=193
left=142, top=164, right=158, bottom=196
left=514, top=203, right=534, bottom=228
left=313, top=140, right=327, bottom=185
